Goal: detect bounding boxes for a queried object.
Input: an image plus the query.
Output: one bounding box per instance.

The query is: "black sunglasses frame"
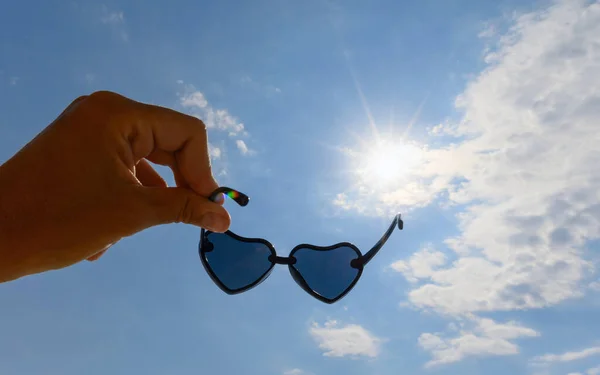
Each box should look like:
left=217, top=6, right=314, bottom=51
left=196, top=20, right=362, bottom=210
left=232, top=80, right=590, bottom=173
left=198, top=187, right=403, bottom=304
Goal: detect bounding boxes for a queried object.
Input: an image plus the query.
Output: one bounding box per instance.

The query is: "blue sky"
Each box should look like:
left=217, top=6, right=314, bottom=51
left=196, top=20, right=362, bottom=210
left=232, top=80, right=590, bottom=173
left=1, top=0, right=600, bottom=374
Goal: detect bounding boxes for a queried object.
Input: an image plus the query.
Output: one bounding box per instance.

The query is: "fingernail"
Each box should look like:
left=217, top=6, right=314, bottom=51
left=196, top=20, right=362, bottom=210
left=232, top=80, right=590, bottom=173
left=214, top=193, right=225, bottom=204
left=201, top=212, right=226, bottom=232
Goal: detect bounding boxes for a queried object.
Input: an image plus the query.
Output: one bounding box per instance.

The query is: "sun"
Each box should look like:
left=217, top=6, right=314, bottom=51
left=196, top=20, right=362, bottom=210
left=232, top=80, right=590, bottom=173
left=355, top=139, right=423, bottom=188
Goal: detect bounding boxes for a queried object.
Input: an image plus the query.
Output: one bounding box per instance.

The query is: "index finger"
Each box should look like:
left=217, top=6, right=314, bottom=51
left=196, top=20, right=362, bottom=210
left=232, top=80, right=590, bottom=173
left=106, top=92, right=219, bottom=197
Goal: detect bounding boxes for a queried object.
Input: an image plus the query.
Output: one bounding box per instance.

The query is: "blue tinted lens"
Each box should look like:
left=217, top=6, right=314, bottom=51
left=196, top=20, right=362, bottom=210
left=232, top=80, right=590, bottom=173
left=291, top=245, right=360, bottom=300
left=204, top=233, right=274, bottom=291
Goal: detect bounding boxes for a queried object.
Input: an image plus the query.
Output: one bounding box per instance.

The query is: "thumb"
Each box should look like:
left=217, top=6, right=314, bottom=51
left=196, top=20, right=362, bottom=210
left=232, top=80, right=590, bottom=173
left=139, top=186, right=231, bottom=232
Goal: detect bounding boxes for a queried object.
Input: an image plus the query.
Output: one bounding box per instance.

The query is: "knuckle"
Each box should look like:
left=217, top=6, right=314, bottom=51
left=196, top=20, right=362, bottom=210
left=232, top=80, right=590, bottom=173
left=176, top=195, right=194, bottom=224
left=72, top=95, right=88, bottom=104
left=196, top=118, right=207, bottom=131
left=85, top=91, right=130, bottom=114
left=88, top=90, right=121, bottom=102
left=82, top=91, right=132, bottom=130
left=185, top=115, right=207, bottom=132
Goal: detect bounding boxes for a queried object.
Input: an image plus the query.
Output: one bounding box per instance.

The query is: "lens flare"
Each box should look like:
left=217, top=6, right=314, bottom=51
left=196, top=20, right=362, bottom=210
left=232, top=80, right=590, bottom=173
left=225, top=191, right=240, bottom=200
left=358, top=139, right=423, bottom=188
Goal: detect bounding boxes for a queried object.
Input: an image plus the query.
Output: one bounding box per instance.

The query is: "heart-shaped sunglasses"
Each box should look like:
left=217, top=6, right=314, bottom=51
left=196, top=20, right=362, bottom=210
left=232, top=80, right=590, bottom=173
left=198, top=187, right=403, bottom=304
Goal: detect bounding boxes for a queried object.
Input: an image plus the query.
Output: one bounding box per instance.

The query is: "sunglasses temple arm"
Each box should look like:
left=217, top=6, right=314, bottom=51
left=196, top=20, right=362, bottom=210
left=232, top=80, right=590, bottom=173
left=359, top=214, right=403, bottom=267
left=209, top=187, right=250, bottom=206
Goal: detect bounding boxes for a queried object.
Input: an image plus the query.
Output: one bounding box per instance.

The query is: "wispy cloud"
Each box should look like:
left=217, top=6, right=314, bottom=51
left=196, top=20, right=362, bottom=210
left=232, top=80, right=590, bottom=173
left=283, top=369, right=312, bottom=375
left=176, top=81, right=254, bottom=164
left=575, top=369, right=600, bottom=375
left=238, top=74, right=282, bottom=97
left=235, top=140, right=254, bottom=156
left=420, top=315, right=539, bottom=368
left=180, top=91, right=208, bottom=109
left=531, top=346, right=600, bottom=366
left=177, top=81, right=248, bottom=137
left=84, top=73, right=95, bottom=84
left=478, top=21, right=498, bottom=39
left=101, top=10, right=124, bottom=24
left=564, top=367, right=600, bottom=375
left=208, top=143, right=222, bottom=160
left=100, top=6, right=128, bottom=41
left=309, top=320, right=381, bottom=359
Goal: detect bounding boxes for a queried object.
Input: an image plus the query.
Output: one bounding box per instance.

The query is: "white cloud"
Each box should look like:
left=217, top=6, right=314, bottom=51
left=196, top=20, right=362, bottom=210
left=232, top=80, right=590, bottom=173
left=379, top=0, right=600, bottom=323
left=532, top=346, right=600, bottom=365
left=419, top=315, right=539, bottom=368
left=386, top=3, right=600, bottom=364
left=390, top=245, right=447, bottom=283
left=331, top=192, right=387, bottom=216
left=309, top=320, right=381, bottom=358
left=176, top=81, right=252, bottom=166
left=208, top=143, right=222, bottom=160
left=235, top=139, right=254, bottom=156
left=177, top=82, right=247, bottom=137
left=589, top=280, right=600, bottom=291
left=180, top=91, right=208, bottom=109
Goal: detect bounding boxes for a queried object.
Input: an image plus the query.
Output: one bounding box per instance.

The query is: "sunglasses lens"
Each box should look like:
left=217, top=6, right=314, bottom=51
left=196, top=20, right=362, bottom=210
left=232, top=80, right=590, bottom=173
left=203, top=233, right=274, bottom=292
left=291, top=245, right=361, bottom=301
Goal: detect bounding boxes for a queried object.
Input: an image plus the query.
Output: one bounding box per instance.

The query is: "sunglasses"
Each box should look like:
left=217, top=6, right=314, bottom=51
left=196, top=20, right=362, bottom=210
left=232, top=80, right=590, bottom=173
left=198, top=187, right=403, bottom=304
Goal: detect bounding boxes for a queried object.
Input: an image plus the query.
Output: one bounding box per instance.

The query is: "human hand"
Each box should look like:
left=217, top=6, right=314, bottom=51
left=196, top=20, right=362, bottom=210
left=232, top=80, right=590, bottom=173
left=0, top=91, right=230, bottom=282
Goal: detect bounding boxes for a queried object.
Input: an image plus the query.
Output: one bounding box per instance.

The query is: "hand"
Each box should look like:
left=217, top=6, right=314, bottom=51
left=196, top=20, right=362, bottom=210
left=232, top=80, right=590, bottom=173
left=0, top=91, right=230, bottom=282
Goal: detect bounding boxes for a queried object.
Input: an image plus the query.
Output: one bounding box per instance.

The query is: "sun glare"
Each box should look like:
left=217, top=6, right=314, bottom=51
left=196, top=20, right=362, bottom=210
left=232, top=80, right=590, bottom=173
left=357, top=139, right=423, bottom=188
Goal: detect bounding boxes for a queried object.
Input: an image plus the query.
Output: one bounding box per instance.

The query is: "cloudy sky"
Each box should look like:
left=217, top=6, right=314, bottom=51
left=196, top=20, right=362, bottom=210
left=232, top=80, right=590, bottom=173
left=1, top=0, right=599, bottom=374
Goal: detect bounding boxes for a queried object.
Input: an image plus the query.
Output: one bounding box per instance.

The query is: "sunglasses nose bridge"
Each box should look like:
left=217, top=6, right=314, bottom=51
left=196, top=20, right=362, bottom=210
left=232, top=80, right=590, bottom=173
left=268, top=255, right=297, bottom=265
